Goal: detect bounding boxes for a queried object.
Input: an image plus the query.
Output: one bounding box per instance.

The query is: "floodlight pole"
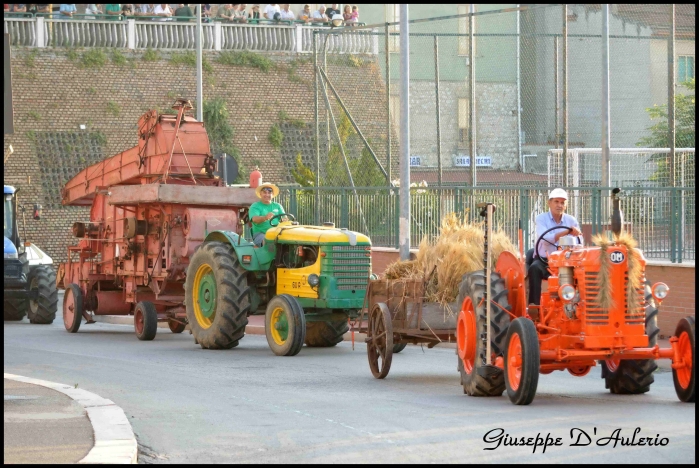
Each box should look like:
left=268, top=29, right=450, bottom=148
left=601, top=4, right=611, bottom=210
left=196, top=4, right=203, bottom=121
left=399, top=4, right=410, bottom=261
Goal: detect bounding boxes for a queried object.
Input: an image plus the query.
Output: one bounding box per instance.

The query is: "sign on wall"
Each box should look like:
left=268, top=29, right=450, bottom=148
left=453, top=155, right=492, bottom=167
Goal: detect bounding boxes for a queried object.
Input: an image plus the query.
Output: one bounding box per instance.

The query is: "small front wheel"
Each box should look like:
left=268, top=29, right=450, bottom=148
left=134, top=301, right=158, bottom=341
left=63, top=283, right=83, bottom=333
left=265, top=294, right=306, bottom=356
left=673, top=316, right=695, bottom=403
left=504, top=317, right=540, bottom=405
left=168, top=319, right=186, bottom=334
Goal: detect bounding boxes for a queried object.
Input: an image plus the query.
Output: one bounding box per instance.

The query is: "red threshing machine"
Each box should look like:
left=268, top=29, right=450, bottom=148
left=57, top=99, right=257, bottom=338
left=456, top=193, right=694, bottom=405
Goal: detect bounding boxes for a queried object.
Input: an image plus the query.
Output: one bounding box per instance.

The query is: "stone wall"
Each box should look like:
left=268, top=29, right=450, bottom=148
left=4, top=47, right=390, bottom=263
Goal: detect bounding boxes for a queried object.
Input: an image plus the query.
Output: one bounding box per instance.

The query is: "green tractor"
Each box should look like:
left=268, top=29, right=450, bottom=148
left=185, top=215, right=372, bottom=356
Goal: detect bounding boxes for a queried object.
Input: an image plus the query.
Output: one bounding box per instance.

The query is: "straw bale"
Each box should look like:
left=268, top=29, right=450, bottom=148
left=592, top=231, right=644, bottom=313
left=381, top=212, right=520, bottom=305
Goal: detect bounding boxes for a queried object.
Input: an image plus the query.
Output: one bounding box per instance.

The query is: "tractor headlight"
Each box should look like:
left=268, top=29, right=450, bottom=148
left=308, top=274, right=320, bottom=287
left=4, top=252, right=18, bottom=259
left=560, top=284, right=576, bottom=303
left=651, top=282, right=669, bottom=301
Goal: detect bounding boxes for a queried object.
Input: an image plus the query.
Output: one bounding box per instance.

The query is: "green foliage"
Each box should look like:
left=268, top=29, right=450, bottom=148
left=87, top=87, right=96, bottom=94
left=106, top=101, right=121, bottom=117
left=268, top=124, right=284, bottom=150
left=216, top=51, right=273, bottom=73
left=66, top=48, right=79, bottom=61
left=25, top=130, right=37, bottom=142
left=92, top=131, right=107, bottom=146
left=203, top=98, right=245, bottom=183
left=142, top=48, right=160, bottom=62
left=637, top=79, right=695, bottom=184
left=80, top=48, right=107, bottom=69
left=287, top=58, right=310, bottom=85
left=28, top=110, right=41, bottom=121
left=291, top=153, right=316, bottom=187
left=278, top=110, right=306, bottom=128
left=170, top=51, right=213, bottom=73
left=24, top=49, right=38, bottom=68
left=111, top=49, right=128, bottom=66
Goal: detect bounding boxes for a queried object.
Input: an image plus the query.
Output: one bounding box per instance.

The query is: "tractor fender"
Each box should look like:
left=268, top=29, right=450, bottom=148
left=25, top=242, right=53, bottom=266
left=204, top=230, right=275, bottom=272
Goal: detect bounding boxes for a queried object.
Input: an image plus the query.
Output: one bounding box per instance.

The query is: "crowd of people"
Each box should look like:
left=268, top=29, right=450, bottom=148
left=3, top=4, right=361, bottom=25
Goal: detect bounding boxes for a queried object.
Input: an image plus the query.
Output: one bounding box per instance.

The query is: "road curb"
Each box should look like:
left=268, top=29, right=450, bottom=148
left=3, top=373, right=138, bottom=464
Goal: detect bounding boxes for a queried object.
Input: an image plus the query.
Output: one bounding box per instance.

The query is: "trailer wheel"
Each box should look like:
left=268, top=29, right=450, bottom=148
left=4, top=299, right=27, bottom=321
left=672, top=316, right=695, bottom=403
left=601, top=280, right=658, bottom=394
left=457, top=272, right=511, bottom=396
left=265, top=294, right=306, bottom=356
left=393, top=343, right=408, bottom=354
left=367, top=302, right=393, bottom=379
left=134, top=301, right=158, bottom=341
left=168, top=319, right=186, bottom=334
left=304, top=320, right=348, bottom=347
left=27, top=265, right=58, bottom=324
left=185, top=241, right=250, bottom=350
left=63, top=283, right=83, bottom=333
left=505, top=317, right=540, bottom=405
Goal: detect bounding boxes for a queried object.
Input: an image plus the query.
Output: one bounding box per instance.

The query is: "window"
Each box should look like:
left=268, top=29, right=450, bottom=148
left=458, top=4, right=476, bottom=57
left=458, top=98, right=470, bottom=142
left=389, top=95, right=400, bottom=136
left=678, top=55, right=695, bottom=84
left=386, top=4, right=400, bottom=53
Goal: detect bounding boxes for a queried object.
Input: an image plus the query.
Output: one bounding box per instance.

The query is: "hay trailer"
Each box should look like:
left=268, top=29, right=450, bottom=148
left=360, top=279, right=459, bottom=379
left=456, top=192, right=695, bottom=405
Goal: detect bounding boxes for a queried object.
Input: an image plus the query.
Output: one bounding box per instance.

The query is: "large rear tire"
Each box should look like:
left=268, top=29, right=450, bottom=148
left=457, top=271, right=511, bottom=397
left=4, top=298, right=27, bottom=321
left=504, top=317, right=540, bottom=405
left=601, top=281, right=659, bottom=394
left=185, top=242, right=250, bottom=350
left=265, top=294, right=306, bottom=356
left=27, top=265, right=58, bottom=324
left=304, top=320, right=348, bottom=347
left=672, top=316, right=695, bottom=403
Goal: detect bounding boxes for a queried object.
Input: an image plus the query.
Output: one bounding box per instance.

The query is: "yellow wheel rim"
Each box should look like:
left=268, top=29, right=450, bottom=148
left=270, top=307, right=289, bottom=346
left=193, top=263, right=217, bottom=329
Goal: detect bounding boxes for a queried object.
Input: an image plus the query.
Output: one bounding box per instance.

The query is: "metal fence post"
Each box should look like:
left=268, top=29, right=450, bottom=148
left=468, top=4, right=476, bottom=187
left=36, top=16, right=45, bottom=48
left=289, top=187, right=297, bottom=215
left=313, top=31, right=320, bottom=226
left=668, top=4, right=676, bottom=188
left=127, top=19, right=136, bottom=49
left=385, top=23, right=392, bottom=186
left=341, top=188, right=349, bottom=229
left=562, top=5, right=568, bottom=185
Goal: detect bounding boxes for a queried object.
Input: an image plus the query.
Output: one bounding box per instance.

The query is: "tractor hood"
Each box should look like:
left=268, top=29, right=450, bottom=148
left=265, top=224, right=371, bottom=246
left=4, top=236, right=18, bottom=256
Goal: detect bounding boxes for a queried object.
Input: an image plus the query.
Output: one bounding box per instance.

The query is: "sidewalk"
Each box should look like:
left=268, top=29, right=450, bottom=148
left=3, top=374, right=138, bottom=464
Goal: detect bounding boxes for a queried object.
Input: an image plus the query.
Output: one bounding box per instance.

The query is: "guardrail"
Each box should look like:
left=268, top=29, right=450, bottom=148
left=276, top=186, right=695, bottom=263
left=4, top=16, right=378, bottom=54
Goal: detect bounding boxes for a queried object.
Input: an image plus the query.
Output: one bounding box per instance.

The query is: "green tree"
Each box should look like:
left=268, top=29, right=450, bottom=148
left=203, top=98, right=245, bottom=183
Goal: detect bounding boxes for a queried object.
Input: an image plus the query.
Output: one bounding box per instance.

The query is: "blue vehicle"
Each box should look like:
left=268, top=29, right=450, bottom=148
left=4, top=185, right=57, bottom=323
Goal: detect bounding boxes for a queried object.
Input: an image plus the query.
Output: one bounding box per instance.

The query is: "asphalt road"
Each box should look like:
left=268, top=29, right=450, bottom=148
left=4, top=312, right=695, bottom=464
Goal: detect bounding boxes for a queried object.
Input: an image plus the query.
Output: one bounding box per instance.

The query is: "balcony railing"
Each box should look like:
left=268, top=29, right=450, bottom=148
left=4, top=16, right=378, bottom=54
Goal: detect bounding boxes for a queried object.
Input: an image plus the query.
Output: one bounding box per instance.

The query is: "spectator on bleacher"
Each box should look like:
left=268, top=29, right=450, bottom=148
left=311, top=4, right=328, bottom=23
left=350, top=5, right=358, bottom=24
left=249, top=4, right=260, bottom=20
left=326, top=3, right=339, bottom=17
left=133, top=4, right=153, bottom=16
left=4, top=4, right=9, bottom=12
left=263, top=2, right=280, bottom=21
left=121, top=4, right=134, bottom=16
left=153, top=3, right=172, bottom=20
left=58, top=4, right=77, bottom=19
left=279, top=3, right=294, bottom=21
left=297, top=4, right=311, bottom=22
left=233, top=3, right=248, bottom=22
left=174, top=3, right=192, bottom=21
left=342, top=4, right=351, bottom=22
left=12, top=4, right=27, bottom=13
left=217, top=3, right=233, bottom=21
left=28, top=4, right=50, bottom=15
left=84, top=4, right=102, bottom=19
left=104, top=4, right=122, bottom=19
left=200, top=3, right=211, bottom=20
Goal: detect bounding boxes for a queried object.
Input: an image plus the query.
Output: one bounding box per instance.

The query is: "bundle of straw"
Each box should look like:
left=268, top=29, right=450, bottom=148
left=382, top=213, right=520, bottom=305
left=592, top=231, right=644, bottom=313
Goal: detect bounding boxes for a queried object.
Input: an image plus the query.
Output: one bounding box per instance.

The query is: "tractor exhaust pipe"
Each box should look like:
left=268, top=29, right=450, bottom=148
left=611, top=187, right=623, bottom=236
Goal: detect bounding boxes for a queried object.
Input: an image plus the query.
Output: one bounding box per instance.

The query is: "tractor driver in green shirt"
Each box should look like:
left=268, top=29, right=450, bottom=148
left=249, top=183, right=286, bottom=246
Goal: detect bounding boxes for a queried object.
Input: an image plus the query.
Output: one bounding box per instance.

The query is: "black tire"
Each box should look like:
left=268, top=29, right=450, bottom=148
left=4, top=298, right=27, bottom=321
left=168, top=319, right=186, bottom=334
left=304, top=320, right=348, bottom=347
left=265, top=294, right=306, bottom=356
left=27, top=265, right=58, bottom=324
left=672, top=316, right=695, bottom=403
left=63, top=283, right=83, bottom=333
left=504, top=317, right=540, bottom=405
left=457, top=271, right=511, bottom=397
left=393, top=342, right=408, bottom=354
left=134, top=301, right=158, bottom=341
left=601, top=281, right=659, bottom=394
left=185, top=242, right=250, bottom=350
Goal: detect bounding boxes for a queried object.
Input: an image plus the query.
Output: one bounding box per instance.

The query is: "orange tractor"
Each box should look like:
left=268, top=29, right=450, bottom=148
left=456, top=191, right=694, bottom=405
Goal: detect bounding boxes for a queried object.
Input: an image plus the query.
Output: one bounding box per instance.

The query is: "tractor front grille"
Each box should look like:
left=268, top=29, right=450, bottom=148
left=325, top=245, right=371, bottom=291
left=584, top=270, right=644, bottom=327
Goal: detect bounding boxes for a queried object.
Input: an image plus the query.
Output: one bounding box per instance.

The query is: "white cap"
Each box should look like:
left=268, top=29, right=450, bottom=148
left=549, top=188, right=568, bottom=200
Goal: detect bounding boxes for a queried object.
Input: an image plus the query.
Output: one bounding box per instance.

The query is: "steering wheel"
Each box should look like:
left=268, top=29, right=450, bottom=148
left=534, top=225, right=577, bottom=265
left=269, top=213, right=296, bottom=227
